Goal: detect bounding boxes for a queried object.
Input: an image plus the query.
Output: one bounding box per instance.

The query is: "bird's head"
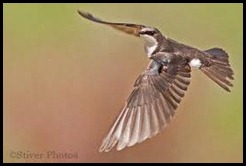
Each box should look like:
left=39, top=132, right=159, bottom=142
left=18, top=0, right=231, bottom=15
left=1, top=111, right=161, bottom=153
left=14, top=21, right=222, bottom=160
left=139, top=27, right=163, bottom=46
left=139, top=27, right=160, bottom=36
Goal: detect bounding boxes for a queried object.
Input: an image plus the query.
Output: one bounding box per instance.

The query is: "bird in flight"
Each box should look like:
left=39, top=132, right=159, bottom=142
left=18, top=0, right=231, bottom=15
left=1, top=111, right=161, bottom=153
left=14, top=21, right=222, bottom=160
left=78, top=10, right=234, bottom=152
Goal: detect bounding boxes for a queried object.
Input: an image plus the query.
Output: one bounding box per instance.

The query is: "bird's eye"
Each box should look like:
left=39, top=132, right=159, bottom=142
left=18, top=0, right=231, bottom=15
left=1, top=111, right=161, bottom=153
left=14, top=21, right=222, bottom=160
left=139, top=30, right=156, bottom=36
left=146, top=31, right=155, bottom=35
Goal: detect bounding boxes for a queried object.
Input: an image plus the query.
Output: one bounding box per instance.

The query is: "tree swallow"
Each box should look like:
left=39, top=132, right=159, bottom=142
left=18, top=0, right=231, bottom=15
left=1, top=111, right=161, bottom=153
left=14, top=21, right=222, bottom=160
left=78, top=10, right=234, bottom=152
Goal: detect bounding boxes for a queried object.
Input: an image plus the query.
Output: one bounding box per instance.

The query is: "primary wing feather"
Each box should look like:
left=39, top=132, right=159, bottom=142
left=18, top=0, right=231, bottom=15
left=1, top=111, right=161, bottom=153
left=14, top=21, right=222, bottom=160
left=78, top=10, right=145, bottom=37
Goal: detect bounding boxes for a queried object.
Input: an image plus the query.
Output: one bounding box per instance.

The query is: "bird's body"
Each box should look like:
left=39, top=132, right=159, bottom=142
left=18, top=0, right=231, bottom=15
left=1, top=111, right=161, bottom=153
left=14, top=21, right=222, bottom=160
left=78, top=11, right=234, bottom=152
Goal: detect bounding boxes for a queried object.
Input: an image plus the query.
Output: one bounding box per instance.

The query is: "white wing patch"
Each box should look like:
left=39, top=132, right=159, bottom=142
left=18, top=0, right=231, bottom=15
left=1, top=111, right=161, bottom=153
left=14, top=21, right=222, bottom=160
left=189, top=58, right=201, bottom=68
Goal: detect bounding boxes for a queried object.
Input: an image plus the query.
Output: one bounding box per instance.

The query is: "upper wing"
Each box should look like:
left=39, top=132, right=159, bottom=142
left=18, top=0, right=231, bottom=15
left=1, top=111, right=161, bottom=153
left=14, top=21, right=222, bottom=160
left=78, top=10, right=145, bottom=37
left=99, top=61, right=191, bottom=152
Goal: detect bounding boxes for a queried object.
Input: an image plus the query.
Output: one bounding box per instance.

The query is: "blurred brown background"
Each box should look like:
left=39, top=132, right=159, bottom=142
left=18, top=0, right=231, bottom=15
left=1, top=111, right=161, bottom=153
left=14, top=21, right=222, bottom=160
left=3, top=3, right=243, bottom=163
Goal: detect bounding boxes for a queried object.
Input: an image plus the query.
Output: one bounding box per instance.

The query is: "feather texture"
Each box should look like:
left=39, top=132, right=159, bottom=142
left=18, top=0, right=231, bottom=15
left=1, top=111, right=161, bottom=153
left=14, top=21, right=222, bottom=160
left=99, top=61, right=191, bottom=152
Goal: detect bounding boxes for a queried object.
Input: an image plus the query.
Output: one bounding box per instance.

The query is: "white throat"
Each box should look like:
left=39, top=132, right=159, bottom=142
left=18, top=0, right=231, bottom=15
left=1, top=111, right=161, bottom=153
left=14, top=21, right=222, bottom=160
left=140, top=35, right=158, bottom=57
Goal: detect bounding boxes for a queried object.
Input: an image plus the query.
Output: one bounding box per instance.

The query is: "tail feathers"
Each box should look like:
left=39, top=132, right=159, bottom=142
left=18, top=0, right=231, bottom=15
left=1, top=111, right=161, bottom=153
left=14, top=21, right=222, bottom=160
left=205, top=48, right=228, bottom=58
left=201, top=48, right=234, bottom=92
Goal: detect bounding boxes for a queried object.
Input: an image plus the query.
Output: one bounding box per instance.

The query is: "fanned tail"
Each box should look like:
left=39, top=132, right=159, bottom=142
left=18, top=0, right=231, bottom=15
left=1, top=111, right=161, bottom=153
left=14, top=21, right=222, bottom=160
left=201, top=48, right=234, bottom=92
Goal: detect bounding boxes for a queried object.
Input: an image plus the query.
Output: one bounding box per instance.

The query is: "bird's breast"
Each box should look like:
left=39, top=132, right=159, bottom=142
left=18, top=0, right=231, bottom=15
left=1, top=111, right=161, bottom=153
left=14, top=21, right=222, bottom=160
left=145, top=45, right=158, bottom=58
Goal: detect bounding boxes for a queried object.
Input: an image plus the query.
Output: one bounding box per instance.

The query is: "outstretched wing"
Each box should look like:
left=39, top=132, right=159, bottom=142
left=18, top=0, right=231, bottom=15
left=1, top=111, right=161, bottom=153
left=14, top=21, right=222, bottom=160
left=99, top=61, right=191, bottom=152
left=78, top=10, right=145, bottom=37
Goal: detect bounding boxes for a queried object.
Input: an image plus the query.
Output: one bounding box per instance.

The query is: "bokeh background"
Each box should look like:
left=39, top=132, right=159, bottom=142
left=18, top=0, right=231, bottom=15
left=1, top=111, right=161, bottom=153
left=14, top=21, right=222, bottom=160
left=3, top=3, right=243, bottom=163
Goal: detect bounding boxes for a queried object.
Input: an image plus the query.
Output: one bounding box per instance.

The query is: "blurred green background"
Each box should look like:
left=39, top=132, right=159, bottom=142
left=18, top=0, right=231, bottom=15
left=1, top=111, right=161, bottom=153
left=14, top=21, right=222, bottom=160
left=3, top=3, right=242, bottom=163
